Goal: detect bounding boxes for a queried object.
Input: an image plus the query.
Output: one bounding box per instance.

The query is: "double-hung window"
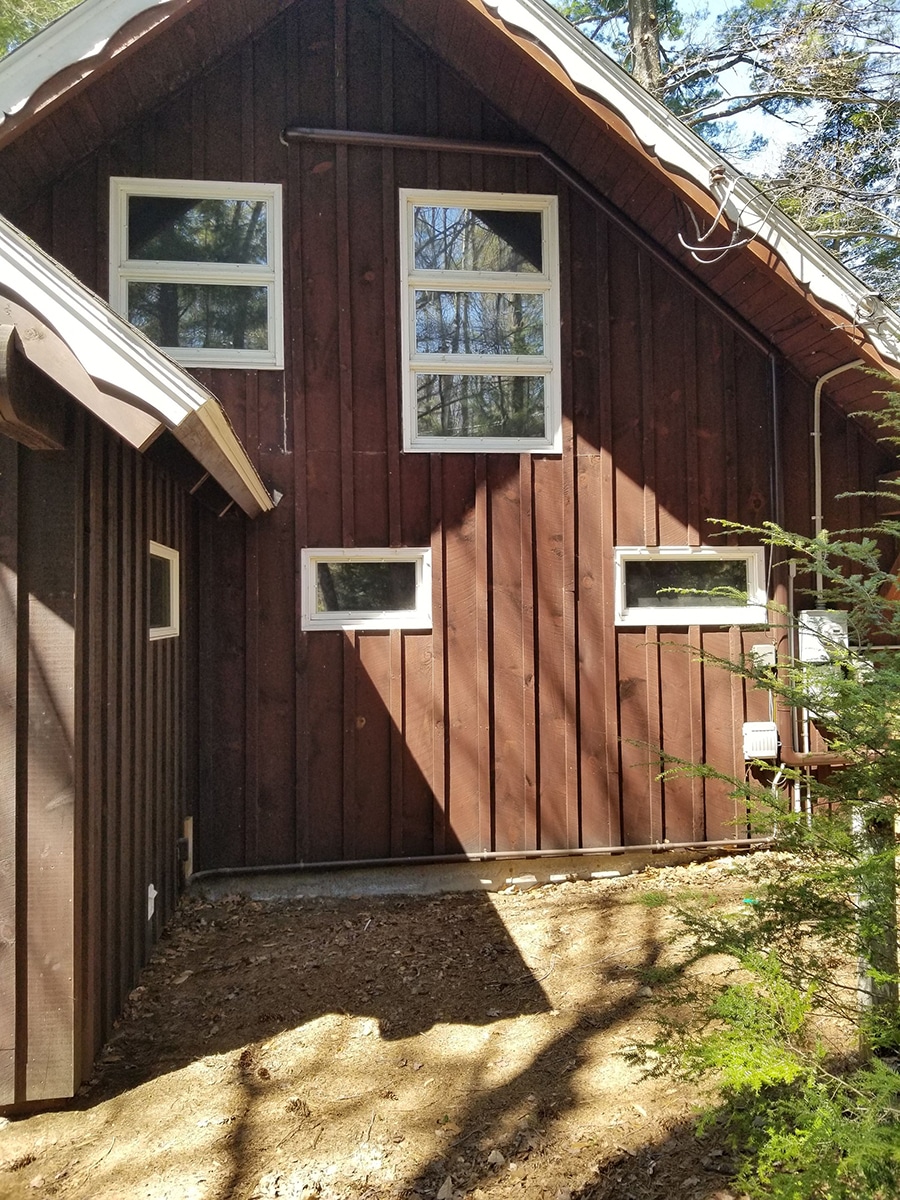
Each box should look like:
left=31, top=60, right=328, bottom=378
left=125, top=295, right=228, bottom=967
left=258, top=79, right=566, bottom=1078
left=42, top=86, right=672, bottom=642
left=399, top=189, right=561, bottom=453
left=110, top=178, right=283, bottom=368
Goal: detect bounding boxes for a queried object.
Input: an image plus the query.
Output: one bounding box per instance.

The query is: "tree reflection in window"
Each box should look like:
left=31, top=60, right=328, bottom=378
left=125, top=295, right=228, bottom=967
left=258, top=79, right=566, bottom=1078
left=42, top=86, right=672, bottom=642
left=402, top=193, right=559, bottom=451
left=416, top=374, right=545, bottom=438
left=127, top=196, right=269, bottom=350
left=413, top=207, right=542, bottom=273
left=316, top=561, right=417, bottom=613
left=625, top=558, right=749, bottom=608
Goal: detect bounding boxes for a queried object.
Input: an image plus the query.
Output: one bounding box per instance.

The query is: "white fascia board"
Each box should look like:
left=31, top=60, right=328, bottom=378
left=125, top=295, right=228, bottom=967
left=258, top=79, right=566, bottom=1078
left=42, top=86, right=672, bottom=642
left=0, top=0, right=170, bottom=124
left=0, top=214, right=211, bottom=428
left=0, top=215, right=273, bottom=514
left=484, top=0, right=900, bottom=370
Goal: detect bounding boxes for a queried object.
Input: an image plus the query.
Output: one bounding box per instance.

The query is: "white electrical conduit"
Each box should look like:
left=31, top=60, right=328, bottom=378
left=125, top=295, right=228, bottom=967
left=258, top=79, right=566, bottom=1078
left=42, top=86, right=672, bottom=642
left=812, top=360, right=864, bottom=599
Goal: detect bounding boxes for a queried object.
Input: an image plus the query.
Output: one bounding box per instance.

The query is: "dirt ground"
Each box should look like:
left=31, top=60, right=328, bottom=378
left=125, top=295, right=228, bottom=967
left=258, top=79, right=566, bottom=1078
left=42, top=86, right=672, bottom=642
left=0, top=856, right=770, bottom=1200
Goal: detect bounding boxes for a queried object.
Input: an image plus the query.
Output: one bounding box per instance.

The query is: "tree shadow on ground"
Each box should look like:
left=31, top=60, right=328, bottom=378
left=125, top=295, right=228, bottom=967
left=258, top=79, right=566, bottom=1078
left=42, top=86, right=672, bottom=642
left=0, top=881, right=744, bottom=1200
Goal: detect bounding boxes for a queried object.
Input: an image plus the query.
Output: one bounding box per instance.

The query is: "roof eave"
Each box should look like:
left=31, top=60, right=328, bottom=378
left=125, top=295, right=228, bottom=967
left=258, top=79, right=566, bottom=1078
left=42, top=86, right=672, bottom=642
left=478, top=0, right=900, bottom=375
left=0, top=214, right=273, bottom=517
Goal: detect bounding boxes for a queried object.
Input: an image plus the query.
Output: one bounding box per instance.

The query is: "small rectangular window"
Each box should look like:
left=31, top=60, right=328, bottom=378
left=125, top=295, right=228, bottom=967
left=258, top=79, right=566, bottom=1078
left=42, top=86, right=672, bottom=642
left=301, top=549, right=432, bottom=631
left=110, top=178, right=283, bottom=368
left=400, top=189, right=561, bottom=454
left=149, top=541, right=179, bottom=639
left=614, top=546, right=767, bottom=626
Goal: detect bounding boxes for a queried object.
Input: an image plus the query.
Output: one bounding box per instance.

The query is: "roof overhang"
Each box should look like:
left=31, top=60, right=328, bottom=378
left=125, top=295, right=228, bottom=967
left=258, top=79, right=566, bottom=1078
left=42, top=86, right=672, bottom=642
left=2, top=0, right=900, bottom=410
left=0, top=0, right=185, bottom=141
left=474, top=0, right=900, bottom=375
left=0, top=214, right=273, bottom=516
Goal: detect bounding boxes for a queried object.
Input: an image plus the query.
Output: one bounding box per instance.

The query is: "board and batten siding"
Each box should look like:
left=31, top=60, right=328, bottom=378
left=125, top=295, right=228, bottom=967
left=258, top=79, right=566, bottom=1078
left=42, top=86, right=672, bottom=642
left=0, top=407, right=193, bottom=1108
left=5, top=0, right=889, bottom=874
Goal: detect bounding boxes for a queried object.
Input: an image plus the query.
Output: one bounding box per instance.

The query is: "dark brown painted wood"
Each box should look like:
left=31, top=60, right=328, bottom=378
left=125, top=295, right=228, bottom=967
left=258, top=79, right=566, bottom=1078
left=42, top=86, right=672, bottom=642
left=0, top=436, right=17, bottom=1107
left=1, top=0, right=894, bottom=895
left=0, top=400, right=198, bottom=1112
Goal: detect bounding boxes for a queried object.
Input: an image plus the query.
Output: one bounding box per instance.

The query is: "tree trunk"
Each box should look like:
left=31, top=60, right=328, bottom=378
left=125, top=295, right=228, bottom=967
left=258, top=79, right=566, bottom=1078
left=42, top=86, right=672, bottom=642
left=856, top=808, right=899, bottom=1052
left=627, top=0, right=664, bottom=99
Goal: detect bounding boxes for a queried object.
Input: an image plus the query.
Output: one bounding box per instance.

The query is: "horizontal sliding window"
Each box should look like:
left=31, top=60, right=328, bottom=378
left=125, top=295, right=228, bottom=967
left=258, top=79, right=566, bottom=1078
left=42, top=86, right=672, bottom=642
left=301, top=549, right=432, bottom=631
left=614, top=546, right=767, bottom=627
left=110, top=178, right=283, bottom=368
left=400, top=189, right=561, bottom=454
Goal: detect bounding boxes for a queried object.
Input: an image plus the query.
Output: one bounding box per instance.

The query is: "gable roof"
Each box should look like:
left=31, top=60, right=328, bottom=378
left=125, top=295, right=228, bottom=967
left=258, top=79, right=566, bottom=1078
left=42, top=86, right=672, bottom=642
left=1, top=0, right=898, bottom=415
left=0, top=213, right=273, bottom=515
left=479, top=0, right=900, bottom=371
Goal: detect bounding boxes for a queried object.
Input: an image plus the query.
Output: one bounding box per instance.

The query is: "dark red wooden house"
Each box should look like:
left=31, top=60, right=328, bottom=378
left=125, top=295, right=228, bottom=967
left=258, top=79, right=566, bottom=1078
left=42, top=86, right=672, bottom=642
left=1, top=0, right=899, bottom=1107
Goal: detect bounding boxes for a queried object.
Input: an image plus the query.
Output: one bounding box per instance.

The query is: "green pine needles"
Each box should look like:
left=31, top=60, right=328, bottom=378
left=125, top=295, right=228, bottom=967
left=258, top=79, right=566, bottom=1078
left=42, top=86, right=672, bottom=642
left=631, top=398, right=900, bottom=1196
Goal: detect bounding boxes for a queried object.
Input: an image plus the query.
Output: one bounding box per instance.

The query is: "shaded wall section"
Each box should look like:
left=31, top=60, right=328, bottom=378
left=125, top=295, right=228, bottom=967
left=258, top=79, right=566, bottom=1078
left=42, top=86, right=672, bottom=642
left=0, top=404, right=195, bottom=1108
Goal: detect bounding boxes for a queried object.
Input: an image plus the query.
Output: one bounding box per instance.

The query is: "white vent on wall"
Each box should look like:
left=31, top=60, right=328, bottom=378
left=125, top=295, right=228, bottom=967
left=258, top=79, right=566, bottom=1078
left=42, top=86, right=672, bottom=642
left=743, top=721, right=779, bottom=760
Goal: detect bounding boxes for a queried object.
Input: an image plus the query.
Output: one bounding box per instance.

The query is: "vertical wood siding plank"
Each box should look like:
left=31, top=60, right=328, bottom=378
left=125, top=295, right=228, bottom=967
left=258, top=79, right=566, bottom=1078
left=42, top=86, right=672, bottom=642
left=0, top=438, right=17, bottom=1105
left=610, top=235, right=643, bottom=547
left=103, top=437, right=121, bottom=1035
left=475, top=457, right=493, bottom=851
left=735, top=338, right=769, bottom=527
left=576, top=455, right=617, bottom=846
left=617, top=629, right=659, bottom=845
left=23, top=448, right=77, bottom=1102
left=658, top=629, right=702, bottom=842
left=379, top=42, right=403, bottom=549
left=351, top=634, right=392, bottom=859
left=638, top=252, right=658, bottom=547
left=696, top=308, right=727, bottom=540
left=341, top=631, right=358, bottom=860
left=572, top=199, right=617, bottom=846
left=196, top=520, right=247, bottom=870
left=597, top=213, right=624, bottom=845
left=559, top=186, right=581, bottom=849
left=700, top=629, right=742, bottom=839
left=346, top=0, right=383, bottom=130
left=254, top=489, right=297, bottom=865
left=389, top=628, right=405, bottom=857
left=490, top=456, right=528, bottom=852
left=652, top=260, right=688, bottom=546
left=81, top=421, right=104, bottom=1073
left=683, top=297, right=701, bottom=545
left=722, top=326, right=739, bottom=532
left=429, top=466, right=447, bottom=856
left=305, top=635, right=345, bottom=862
left=520, top=456, right=539, bottom=849
left=243, top=383, right=260, bottom=867
left=534, top=455, right=574, bottom=848
left=375, top=24, right=409, bottom=855
left=442, top=458, right=482, bottom=853
left=130, top=459, right=146, bottom=977
left=289, top=137, right=311, bottom=862
left=400, top=633, right=438, bottom=857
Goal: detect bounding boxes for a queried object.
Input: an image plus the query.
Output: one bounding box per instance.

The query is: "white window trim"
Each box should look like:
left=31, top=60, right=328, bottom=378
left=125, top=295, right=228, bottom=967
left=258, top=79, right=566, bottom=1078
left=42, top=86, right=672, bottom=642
left=614, top=546, right=768, bottom=627
left=301, top=548, right=433, bottom=631
left=110, top=177, right=284, bottom=369
left=149, top=541, right=180, bottom=640
left=399, top=188, right=561, bottom=454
